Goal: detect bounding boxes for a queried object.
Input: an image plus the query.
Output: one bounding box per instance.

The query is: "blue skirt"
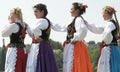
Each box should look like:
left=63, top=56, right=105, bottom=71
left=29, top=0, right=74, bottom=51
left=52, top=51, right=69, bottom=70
left=110, top=45, right=120, bottom=72
left=36, top=41, right=59, bottom=72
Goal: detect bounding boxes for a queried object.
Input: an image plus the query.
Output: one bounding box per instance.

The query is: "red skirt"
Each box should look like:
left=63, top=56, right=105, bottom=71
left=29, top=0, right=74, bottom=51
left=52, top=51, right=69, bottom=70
left=15, top=48, right=27, bottom=72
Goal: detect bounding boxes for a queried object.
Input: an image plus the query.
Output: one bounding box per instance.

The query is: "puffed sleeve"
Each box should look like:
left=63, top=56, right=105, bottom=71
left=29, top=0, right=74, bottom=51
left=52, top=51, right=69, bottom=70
left=51, top=22, right=67, bottom=32
left=33, top=19, right=48, bottom=38
left=1, top=23, right=19, bottom=37
left=71, top=17, right=87, bottom=42
left=103, top=22, right=116, bottom=44
left=26, top=24, right=34, bottom=37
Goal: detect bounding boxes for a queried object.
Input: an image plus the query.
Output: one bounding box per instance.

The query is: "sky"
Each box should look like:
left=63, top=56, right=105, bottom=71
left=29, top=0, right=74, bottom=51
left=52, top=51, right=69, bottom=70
left=0, top=0, right=120, bottom=47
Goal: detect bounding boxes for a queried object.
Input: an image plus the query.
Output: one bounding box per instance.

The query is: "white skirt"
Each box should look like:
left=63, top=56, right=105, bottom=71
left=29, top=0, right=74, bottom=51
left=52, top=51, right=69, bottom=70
left=63, top=43, right=74, bottom=72
left=97, top=46, right=111, bottom=72
left=26, top=43, right=39, bottom=72
left=5, top=47, right=17, bottom=72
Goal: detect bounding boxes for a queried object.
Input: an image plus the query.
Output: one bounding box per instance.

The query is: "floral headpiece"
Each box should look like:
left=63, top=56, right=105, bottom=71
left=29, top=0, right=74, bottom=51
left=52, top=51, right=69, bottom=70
left=78, top=3, right=88, bottom=9
left=103, top=6, right=116, bottom=14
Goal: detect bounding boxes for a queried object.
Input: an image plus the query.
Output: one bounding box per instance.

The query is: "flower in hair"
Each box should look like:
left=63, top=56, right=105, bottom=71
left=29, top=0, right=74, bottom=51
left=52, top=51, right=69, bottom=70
left=103, top=6, right=116, bottom=13
left=83, top=5, right=88, bottom=8
left=78, top=3, right=83, bottom=7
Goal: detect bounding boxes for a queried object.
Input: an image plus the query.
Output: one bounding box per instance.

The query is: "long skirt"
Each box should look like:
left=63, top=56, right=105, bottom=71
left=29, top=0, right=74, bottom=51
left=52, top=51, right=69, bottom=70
left=97, top=45, right=120, bottom=72
left=5, top=47, right=27, bottom=72
left=63, top=41, right=93, bottom=72
left=26, top=41, right=58, bottom=72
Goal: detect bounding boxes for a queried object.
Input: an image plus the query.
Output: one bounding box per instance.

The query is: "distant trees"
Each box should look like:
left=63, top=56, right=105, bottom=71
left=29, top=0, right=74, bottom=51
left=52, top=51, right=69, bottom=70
left=49, top=39, right=63, bottom=72
left=88, top=44, right=100, bottom=72
left=0, top=39, right=6, bottom=71
left=87, top=41, right=96, bottom=45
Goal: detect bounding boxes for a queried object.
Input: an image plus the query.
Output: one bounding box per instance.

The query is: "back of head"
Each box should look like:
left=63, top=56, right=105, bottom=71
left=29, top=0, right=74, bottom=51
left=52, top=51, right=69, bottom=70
left=72, top=2, right=88, bottom=15
left=10, top=7, right=23, bottom=21
left=10, top=7, right=24, bottom=27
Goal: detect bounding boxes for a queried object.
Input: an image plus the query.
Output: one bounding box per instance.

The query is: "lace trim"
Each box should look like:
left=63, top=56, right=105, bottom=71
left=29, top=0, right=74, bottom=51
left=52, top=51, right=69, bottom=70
left=26, top=43, right=39, bottom=72
left=97, top=46, right=111, bottom=72
left=63, top=44, right=74, bottom=72
left=5, top=47, right=17, bottom=72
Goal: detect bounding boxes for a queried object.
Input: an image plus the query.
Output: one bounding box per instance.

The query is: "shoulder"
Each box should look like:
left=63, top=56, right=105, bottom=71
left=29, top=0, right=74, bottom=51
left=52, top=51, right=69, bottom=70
left=9, top=23, right=19, bottom=28
left=37, top=18, right=49, bottom=24
left=75, top=16, right=85, bottom=25
left=75, top=16, right=85, bottom=23
left=33, top=18, right=50, bottom=29
left=105, top=21, right=116, bottom=30
left=75, top=16, right=83, bottom=22
left=107, top=21, right=115, bottom=27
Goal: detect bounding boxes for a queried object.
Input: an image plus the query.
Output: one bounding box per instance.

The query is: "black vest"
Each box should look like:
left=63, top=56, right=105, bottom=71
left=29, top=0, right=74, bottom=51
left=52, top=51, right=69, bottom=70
left=10, top=22, right=26, bottom=44
left=40, top=18, right=51, bottom=41
left=66, top=17, right=77, bottom=43
left=110, top=20, right=118, bottom=44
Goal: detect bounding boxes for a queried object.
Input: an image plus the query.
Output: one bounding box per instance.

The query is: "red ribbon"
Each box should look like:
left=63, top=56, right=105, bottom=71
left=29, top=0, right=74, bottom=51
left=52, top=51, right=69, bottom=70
left=83, top=5, right=88, bottom=8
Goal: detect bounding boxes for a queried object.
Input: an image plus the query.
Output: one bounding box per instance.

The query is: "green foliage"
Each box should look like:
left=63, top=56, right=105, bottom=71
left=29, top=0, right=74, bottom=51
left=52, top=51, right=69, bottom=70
left=49, top=39, right=63, bottom=72
left=88, top=41, right=96, bottom=45
left=26, top=44, right=32, bottom=53
left=88, top=44, right=100, bottom=72
left=0, top=46, right=6, bottom=71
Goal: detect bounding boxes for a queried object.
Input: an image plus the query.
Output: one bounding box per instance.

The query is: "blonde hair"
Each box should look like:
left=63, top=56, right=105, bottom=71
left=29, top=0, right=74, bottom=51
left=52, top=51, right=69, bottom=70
left=103, top=6, right=120, bottom=35
left=10, top=7, right=24, bottom=27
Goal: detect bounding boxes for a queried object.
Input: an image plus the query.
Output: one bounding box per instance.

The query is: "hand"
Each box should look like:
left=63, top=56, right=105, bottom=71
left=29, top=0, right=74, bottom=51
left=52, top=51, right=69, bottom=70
left=8, top=16, right=13, bottom=24
left=36, top=37, right=43, bottom=42
left=71, top=41, right=77, bottom=45
left=84, top=20, right=88, bottom=25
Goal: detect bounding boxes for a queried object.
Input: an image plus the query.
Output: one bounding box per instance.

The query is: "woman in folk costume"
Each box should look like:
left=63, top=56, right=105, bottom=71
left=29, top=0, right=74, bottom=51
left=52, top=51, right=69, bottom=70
left=1, top=7, right=33, bottom=72
left=26, top=3, right=59, bottom=72
left=85, top=6, right=120, bottom=72
left=61, top=2, right=93, bottom=72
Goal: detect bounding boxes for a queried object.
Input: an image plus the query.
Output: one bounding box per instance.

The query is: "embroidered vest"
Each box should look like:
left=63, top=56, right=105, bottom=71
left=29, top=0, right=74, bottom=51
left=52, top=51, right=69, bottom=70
left=66, top=17, right=77, bottom=43
left=40, top=18, right=51, bottom=41
left=10, top=22, right=26, bottom=44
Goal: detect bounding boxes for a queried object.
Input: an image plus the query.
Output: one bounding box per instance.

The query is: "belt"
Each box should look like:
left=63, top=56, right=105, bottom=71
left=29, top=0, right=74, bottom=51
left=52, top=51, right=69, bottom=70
left=9, top=43, right=25, bottom=48
left=32, top=40, right=49, bottom=44
left=103, top=43, right=118, bottom=47
left=32, top=42, right=39, bottom=43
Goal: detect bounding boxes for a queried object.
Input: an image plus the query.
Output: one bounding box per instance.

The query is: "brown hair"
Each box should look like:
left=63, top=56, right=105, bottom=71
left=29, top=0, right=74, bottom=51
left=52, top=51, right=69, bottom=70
left=72, top=2, right=87, bottom=15
left=33, top=3, right=48, bottom=17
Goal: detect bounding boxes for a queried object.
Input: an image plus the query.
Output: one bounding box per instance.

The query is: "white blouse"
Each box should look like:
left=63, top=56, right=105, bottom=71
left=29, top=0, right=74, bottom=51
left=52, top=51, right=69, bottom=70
left=1, top=22, right=33, bottom=37
left=71, top=16, right=88, bottom=42
left=32, top=18, right=49, bottom=37
left=33, top=17, right=87, bottom=42
left=86, top=19, right=116, bottom=44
